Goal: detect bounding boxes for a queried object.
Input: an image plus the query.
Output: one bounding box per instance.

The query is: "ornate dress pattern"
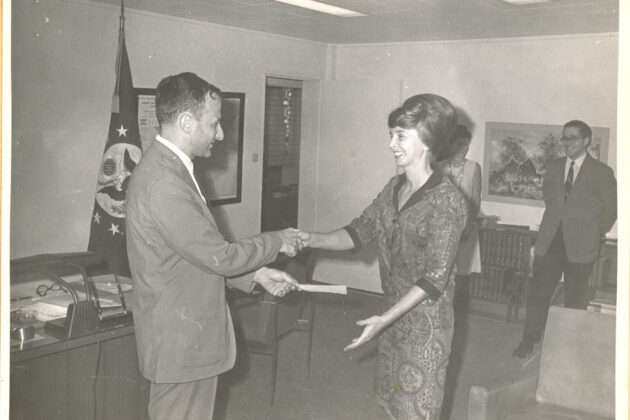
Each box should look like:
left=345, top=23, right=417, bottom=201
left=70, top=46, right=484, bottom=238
left=345, top=172, right=467, bottom=420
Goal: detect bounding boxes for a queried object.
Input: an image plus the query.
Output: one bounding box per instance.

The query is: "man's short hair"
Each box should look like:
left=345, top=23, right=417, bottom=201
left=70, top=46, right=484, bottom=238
left=563, top=120, right=592, bottom=140
left=155, top=72, right=221, bottom=127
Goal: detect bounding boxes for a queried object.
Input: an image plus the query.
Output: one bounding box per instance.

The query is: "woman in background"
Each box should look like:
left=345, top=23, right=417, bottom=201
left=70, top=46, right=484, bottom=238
left=298, top=94, right=467, bottom=420
left=434, top=124, right=482, bottom=420
left=435, top=125, right=482, bottom=297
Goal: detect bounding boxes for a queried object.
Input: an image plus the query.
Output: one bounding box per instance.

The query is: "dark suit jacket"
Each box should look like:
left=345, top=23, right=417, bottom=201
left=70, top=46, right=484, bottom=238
left=534, top=154, right=616, bottom=263
left=126, top=141, right=282, bottom=383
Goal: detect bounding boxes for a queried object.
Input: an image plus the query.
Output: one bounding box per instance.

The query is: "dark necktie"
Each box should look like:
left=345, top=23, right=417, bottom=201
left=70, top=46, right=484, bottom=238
left=564, top=160, right=574, bottom=199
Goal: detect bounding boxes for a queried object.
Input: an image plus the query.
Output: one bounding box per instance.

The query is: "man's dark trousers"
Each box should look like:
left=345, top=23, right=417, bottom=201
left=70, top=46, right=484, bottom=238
left=522, top=226, right=595, bottom=344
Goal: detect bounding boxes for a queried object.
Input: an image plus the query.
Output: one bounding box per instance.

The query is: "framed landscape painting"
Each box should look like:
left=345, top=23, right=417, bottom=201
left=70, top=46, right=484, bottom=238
left=135, top=89, right=245, bottom=206
left=482, top=121, right=609, bottom=207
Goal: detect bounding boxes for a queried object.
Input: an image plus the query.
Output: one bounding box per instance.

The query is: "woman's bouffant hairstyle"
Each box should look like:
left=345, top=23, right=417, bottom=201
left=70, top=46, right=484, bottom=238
left=451, top=124, right=472, bottom=143
left=388, top=94, right=458, bottom=157
left=155, top=72, right=222, bottom=127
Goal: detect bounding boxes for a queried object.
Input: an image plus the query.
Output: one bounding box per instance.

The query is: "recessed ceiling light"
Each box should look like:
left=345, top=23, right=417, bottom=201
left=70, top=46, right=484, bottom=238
left=272, top=0, right=367, bottom=17
left=500, top=0, right=552, bottom=4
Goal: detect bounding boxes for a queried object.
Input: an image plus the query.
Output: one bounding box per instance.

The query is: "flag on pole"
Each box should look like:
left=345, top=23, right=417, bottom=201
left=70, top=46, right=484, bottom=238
left=88, top=2, right=141, bottom=276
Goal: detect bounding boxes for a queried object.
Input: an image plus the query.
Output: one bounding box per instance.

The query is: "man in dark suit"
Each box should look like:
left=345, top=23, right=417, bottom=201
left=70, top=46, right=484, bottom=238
left=513, top=120, right=617, bottom=358
left=126, top=72, right=299, bottom=419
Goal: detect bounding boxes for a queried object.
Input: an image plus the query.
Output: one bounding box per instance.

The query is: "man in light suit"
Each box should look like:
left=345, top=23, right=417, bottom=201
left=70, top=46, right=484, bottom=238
left=126, top=72, right=299, bottom=419
left=513, top=120, right=617, bottom=358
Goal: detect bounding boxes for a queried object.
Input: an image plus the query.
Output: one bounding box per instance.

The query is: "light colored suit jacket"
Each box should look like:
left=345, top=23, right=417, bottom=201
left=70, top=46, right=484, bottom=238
left=126, top=141, right=282, bottom=383
left=534, top=154, right=616, bottom=263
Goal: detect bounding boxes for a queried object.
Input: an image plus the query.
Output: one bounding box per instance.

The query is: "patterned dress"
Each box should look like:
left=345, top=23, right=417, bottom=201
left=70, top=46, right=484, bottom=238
left=345, top=172, right=467, bottom=420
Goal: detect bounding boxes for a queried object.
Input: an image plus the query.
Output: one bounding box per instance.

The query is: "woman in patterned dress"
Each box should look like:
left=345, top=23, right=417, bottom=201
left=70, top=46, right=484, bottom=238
left=297, top=94, right=468, bottom=419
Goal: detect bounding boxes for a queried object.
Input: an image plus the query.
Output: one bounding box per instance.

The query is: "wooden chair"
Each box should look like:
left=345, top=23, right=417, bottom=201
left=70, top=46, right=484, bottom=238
left=227, top=251, right=315, bottom=405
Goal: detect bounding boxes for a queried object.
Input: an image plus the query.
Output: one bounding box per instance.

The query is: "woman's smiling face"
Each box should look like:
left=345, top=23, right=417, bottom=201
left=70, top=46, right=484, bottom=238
left=389, top=126, right=428, bottom=168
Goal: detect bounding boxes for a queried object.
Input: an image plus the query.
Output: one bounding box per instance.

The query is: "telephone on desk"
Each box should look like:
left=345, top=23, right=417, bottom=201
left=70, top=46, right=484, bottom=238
left=10, top=252, right=133, bottom=343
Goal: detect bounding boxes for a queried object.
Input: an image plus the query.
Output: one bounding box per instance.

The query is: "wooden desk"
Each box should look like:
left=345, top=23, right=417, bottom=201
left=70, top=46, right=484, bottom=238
left=11, top=320, right=149, bottom=420
left=10, top=253, right=149, bottom=420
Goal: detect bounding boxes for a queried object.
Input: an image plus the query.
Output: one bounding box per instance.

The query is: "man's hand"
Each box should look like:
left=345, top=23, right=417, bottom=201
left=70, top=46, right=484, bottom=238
left=279, top=228, right=299, bottom=257
left=253, top=267, right=299, bottom=297
left=296, top=230, right=313, bottom=251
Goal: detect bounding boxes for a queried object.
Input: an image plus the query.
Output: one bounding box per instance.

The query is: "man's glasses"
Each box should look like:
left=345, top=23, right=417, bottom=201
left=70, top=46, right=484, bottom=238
left=560, top=136, right=584, bottom=143
left=36, top=282, right=67, bottom=297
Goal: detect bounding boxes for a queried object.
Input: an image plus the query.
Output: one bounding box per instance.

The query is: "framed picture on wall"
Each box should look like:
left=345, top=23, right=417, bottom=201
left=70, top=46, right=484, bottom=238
left=482, top=121, right=609, bottom=207
left=135, top=88, right=245, bottom=206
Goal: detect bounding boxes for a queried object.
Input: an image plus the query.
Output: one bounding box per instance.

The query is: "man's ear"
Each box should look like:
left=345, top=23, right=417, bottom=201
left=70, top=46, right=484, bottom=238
left=178, top=112, right=194, bottom=134
left=585, top=136, right=592, bottom=149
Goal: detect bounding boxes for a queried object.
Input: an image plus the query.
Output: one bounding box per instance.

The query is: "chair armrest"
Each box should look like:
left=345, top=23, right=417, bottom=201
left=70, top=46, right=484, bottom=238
left=468, top=369, right=538, bottom=420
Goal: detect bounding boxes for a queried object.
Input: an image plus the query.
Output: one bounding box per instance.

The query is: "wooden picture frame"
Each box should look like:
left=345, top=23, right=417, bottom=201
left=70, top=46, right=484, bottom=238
left=135, top=88, right=245, bottom=206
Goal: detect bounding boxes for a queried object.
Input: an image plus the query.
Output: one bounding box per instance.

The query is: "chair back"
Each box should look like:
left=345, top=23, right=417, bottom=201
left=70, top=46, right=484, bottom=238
left=536, top=306, right=615, bottom=418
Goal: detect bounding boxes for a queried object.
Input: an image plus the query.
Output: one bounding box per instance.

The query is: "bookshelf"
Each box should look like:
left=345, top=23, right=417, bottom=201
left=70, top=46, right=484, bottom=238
left=469, top=224, right=535, bottom=323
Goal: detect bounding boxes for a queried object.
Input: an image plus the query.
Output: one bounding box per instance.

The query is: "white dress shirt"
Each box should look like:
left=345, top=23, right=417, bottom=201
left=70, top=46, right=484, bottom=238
left=564, top=152, right=587, bottom=183
left=155, top=135, right=207, bottom=204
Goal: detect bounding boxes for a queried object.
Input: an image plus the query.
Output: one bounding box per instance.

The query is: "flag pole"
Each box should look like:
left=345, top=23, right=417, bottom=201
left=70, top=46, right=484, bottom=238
left=115, top=0, right=126, bottom=97
left=120, top=0, right=125, bottom=32
left=89, top=0, right=138, bottom=277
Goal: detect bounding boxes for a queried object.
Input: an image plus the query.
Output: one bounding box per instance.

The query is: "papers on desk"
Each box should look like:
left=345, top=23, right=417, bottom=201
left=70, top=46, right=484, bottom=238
left=11, top=275, right=133, bottom=322
left=91, top=274, right=133, bottom=293
left=297, top=284, right=347, bottom=294
left=20, top=301, right=68, bottom=322
left=16, top=295, right=122, bottom=323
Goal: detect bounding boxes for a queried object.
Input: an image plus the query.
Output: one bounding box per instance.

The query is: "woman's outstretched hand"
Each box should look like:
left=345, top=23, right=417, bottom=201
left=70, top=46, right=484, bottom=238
left=343, top=315, right=387, bottom=351
left=295, top=230, right=313, bottom=252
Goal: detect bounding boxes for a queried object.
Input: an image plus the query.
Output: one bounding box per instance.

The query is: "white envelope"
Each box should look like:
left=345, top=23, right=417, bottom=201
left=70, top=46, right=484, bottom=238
left=297, top=284, right=347, bottom=294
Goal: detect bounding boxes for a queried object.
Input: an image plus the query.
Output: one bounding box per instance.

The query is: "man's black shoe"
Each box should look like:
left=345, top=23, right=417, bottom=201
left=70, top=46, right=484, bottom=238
left=513, top=340, right=534, bottom=358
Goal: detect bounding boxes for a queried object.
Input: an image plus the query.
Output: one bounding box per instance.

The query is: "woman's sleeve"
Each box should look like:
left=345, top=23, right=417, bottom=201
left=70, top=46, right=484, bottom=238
left=414, top=191, right=467, bottom=301
left=344, top=180, right=392, bottom=252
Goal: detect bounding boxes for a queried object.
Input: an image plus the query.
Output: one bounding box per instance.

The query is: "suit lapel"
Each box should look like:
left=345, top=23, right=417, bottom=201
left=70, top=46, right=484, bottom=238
left=153, top=141, right=204, bottom=202
left=572, top=154, right=593, bottom=190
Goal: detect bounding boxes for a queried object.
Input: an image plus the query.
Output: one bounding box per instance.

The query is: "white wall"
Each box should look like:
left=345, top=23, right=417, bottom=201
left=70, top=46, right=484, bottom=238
left=10, top=0, right=328, bottom=258
left=331, top=34, right=618, bottom=231
left=10, top=1, right=619, bottom=294
left=310, top=80, right=402, bottom=292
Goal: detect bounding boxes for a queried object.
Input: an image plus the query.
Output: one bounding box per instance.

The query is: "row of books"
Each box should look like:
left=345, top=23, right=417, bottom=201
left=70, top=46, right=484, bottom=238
left=479, top=229, right=532, bottom=271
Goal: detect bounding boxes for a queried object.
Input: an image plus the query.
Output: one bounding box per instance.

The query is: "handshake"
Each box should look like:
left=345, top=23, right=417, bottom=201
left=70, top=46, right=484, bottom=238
left=252, top=228, right=313, bottom=299
left=279, top=228, right=311, bottom=258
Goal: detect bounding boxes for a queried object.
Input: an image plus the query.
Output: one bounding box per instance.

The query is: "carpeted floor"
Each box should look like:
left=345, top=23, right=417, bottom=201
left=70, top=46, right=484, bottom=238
left=215, top=290, right=533, bottom=420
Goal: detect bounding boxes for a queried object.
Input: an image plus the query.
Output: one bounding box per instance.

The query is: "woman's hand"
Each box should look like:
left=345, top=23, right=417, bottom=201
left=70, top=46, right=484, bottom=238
left=343, top=315, right=387, bottom=351
left=279, top=228, right=300, bottom=257
left=296, top=230, right=313, bottom=251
